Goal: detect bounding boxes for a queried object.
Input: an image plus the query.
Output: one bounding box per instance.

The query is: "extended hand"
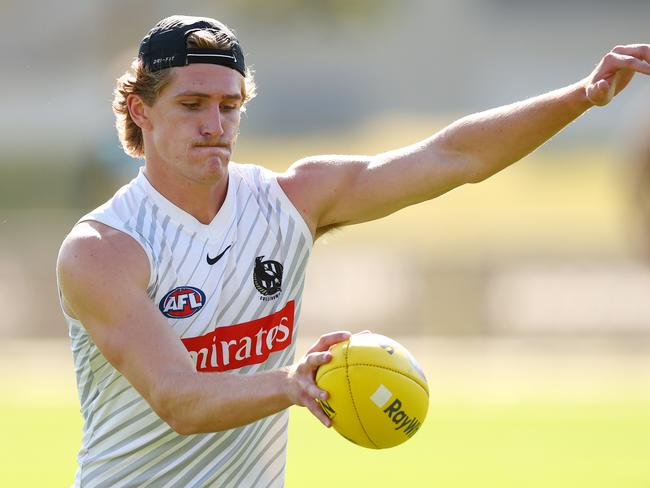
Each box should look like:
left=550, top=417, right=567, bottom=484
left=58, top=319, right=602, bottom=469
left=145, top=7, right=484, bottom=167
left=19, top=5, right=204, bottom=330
left=286, top=331, right=351, bottom=426
left=585, top=44, right=650, bottom=106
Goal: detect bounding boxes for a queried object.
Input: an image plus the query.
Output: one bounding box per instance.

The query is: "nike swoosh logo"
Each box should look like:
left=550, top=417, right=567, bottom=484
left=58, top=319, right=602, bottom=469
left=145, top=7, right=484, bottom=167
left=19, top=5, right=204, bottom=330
left=206, top=244, right=232, bottom=265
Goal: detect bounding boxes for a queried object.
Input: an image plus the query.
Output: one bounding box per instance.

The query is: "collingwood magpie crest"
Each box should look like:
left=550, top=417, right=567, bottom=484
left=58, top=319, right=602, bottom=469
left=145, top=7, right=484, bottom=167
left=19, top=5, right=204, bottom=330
left=253, top=255, right=284, bottom=300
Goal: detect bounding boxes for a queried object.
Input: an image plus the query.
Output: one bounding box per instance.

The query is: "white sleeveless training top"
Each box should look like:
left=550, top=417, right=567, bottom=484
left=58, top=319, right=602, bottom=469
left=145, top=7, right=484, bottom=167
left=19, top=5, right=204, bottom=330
left=60, top=162, right=313, bottom=487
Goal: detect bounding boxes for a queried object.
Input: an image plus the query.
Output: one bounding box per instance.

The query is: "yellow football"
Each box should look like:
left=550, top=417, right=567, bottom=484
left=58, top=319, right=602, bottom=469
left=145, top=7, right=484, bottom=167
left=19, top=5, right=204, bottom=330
left=315, top=333, right=428, bottom=449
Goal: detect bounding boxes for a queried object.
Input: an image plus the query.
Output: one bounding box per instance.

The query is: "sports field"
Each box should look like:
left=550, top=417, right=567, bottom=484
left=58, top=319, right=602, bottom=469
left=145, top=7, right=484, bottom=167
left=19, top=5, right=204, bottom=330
left=3, top=337, right=650, bottom=487
left=3, top=141, right=648, bottom=486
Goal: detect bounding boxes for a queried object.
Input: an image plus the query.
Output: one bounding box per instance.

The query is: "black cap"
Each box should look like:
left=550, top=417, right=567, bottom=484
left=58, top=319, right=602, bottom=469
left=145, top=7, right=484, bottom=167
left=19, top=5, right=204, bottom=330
left=138, top=15, right=246, bottom=77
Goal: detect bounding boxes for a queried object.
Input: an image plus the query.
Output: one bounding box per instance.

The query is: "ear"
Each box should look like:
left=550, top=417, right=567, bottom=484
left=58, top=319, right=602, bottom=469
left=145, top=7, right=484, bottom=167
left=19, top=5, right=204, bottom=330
left=127, top=94, right=153, bottom=131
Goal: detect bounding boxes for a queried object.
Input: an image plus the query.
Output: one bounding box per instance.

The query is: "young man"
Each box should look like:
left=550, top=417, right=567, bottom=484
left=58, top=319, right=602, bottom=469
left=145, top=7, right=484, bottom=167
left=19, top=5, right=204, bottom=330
left=57, top=14, right=650, bottom=488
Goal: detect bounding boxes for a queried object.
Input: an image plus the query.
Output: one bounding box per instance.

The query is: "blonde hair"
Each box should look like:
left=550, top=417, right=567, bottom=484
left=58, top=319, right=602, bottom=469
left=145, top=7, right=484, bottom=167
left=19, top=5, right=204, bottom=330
left=112, top=29, right=257, bottom=158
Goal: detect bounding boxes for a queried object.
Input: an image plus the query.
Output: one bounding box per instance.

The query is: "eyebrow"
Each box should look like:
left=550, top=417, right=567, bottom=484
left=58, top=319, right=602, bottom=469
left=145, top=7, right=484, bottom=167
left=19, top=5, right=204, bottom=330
left=173, top=91, right=243, bottom=100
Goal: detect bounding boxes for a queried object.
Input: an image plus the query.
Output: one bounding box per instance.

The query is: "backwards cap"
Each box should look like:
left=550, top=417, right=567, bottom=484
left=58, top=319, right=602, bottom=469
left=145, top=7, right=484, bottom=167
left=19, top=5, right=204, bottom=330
left=138, top=15, right=246, bottom=76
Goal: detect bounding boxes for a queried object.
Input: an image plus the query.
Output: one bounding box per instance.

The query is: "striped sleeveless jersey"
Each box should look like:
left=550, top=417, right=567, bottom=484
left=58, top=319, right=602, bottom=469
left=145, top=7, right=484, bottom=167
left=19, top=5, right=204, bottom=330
left=60, top=162, right=313, bottom=487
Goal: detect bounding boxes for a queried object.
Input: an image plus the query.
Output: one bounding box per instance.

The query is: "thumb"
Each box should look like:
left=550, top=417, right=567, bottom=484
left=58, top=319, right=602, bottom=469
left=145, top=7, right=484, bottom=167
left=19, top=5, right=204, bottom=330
left=586, top=72, right=623, bottom=107
left=586, top=79, right=612, bottom=106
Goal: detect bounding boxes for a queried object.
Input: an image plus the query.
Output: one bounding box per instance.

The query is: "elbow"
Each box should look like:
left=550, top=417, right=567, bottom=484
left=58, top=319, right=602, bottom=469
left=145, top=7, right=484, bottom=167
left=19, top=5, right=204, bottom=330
left=438, top=145, right=489, bottom=186
left=149, top=383, right=200, bottom=435
left=164, top=413, right=231, bottom=436
left=150, top=381, right=234, bottom=435
left=160, top=410, right=197, bottom=436
left=459, top=155, right=492, bottom=185
left=169, top=420, right=199, bottom=436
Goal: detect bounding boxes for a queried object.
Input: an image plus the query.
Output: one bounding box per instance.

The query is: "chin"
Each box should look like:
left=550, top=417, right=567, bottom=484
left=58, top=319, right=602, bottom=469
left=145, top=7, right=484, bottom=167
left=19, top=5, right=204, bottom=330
left=200, top=157, right=229, bottom=181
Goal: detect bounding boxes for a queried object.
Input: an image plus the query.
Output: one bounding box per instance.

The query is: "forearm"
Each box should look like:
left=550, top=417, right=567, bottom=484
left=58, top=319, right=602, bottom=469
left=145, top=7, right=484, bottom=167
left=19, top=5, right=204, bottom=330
left=308, top=82, right=597, bottom=227
left=435, top=81, right=593, bottom=182
left=154, top=367, right=293, bottom=434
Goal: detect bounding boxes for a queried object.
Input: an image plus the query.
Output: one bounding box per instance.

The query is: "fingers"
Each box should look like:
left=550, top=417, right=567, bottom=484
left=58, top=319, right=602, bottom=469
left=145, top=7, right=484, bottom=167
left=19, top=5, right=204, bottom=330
left=307, top=330, right=351, bottom=353
left=289, top=350, right=332, bottom=400
left=586, top=44, right=650, bottom=106
left=586, top=78, right=615, bottom=106
left=304, top=396, right=332, bottom=427
left=288, top=350, right=334, bottom=426
left=300, top=351, right=331, bottom=399
left=299, top=329, right=372, bottom=427
left=293, top=351, right=332, bottom=400
left=602, top=52, right=650, bottom=76
left=291, top=329, right=366, bottom=427
left=302, top=380, right=328, bottom=402
left=304, top=350, right=333, bottom=372
left=612, top=44, right=650, bottom=62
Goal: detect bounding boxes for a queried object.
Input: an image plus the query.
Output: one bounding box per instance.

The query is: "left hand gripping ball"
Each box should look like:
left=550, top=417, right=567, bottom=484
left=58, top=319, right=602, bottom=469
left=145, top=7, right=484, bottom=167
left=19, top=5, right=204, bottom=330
left=315, top=333, right=428, bottom=449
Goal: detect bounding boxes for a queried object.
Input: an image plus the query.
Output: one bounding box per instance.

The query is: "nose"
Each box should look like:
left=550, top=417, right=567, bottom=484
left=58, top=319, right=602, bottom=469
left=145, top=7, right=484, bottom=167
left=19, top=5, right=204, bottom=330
left=200, top=105, right=224, bottom=137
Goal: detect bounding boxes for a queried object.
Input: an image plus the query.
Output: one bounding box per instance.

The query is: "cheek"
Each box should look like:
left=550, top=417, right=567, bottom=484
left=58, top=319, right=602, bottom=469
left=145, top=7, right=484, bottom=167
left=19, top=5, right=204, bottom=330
left=151, top=122, right=193, bottom=161
left=225, top=112, right=242, bottom=135
left=156, top=114, right=195, bottom=141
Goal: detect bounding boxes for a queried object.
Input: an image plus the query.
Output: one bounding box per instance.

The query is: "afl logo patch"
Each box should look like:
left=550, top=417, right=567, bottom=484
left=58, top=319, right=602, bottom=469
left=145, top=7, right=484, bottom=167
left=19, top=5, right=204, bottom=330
left=159, top=286, right=206, bottom=318
left=253, top=256, right=283, bottom=299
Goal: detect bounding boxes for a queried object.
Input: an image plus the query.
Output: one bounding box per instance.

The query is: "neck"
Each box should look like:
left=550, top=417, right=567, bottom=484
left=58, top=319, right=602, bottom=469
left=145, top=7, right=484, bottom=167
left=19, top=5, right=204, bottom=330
left=143, top=162, right=229, bottom=225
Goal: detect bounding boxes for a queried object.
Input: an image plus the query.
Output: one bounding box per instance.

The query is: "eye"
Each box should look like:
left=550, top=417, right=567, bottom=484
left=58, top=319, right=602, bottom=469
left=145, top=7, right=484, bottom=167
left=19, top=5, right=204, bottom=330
left=221, top=104, right=239, bottom=112
left=181, top=101, right=201, bottom=110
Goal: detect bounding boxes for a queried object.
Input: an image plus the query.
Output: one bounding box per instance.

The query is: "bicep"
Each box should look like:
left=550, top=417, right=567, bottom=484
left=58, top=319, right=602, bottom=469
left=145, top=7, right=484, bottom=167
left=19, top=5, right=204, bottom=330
left=282, top=139, right=473, bottom=233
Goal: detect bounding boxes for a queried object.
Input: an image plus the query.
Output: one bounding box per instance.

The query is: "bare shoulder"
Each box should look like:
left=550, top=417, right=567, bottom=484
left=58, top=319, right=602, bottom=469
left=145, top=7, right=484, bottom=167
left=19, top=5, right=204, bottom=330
left=58, top=221, right=149, bottom=281
left=277, top=155, right=372, bottom=236
left=57, top=221, right=150, bottom=317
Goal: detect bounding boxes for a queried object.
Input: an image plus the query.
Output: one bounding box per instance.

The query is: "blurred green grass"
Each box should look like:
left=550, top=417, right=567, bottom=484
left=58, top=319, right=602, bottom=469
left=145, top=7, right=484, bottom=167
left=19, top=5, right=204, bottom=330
left=3, top=370, right=650, bottom=487
left=287, top=402, right=650, bottom=487
left=2, top=401, right=650, bottom=487
left=0, top=405, right=82, bottom=486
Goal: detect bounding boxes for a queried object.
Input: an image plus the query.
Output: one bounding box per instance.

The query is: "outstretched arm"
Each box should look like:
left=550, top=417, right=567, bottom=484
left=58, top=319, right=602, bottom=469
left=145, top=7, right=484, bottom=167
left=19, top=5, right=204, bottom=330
left=280, top=44, right=650, bottom=236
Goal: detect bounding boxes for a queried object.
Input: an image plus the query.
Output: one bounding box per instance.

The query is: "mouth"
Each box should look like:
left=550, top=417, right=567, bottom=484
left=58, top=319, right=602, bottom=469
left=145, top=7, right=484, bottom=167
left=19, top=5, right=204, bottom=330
left=194, top=144, right=229, bottom=149
left=193, top=144, right=231, bottom=154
